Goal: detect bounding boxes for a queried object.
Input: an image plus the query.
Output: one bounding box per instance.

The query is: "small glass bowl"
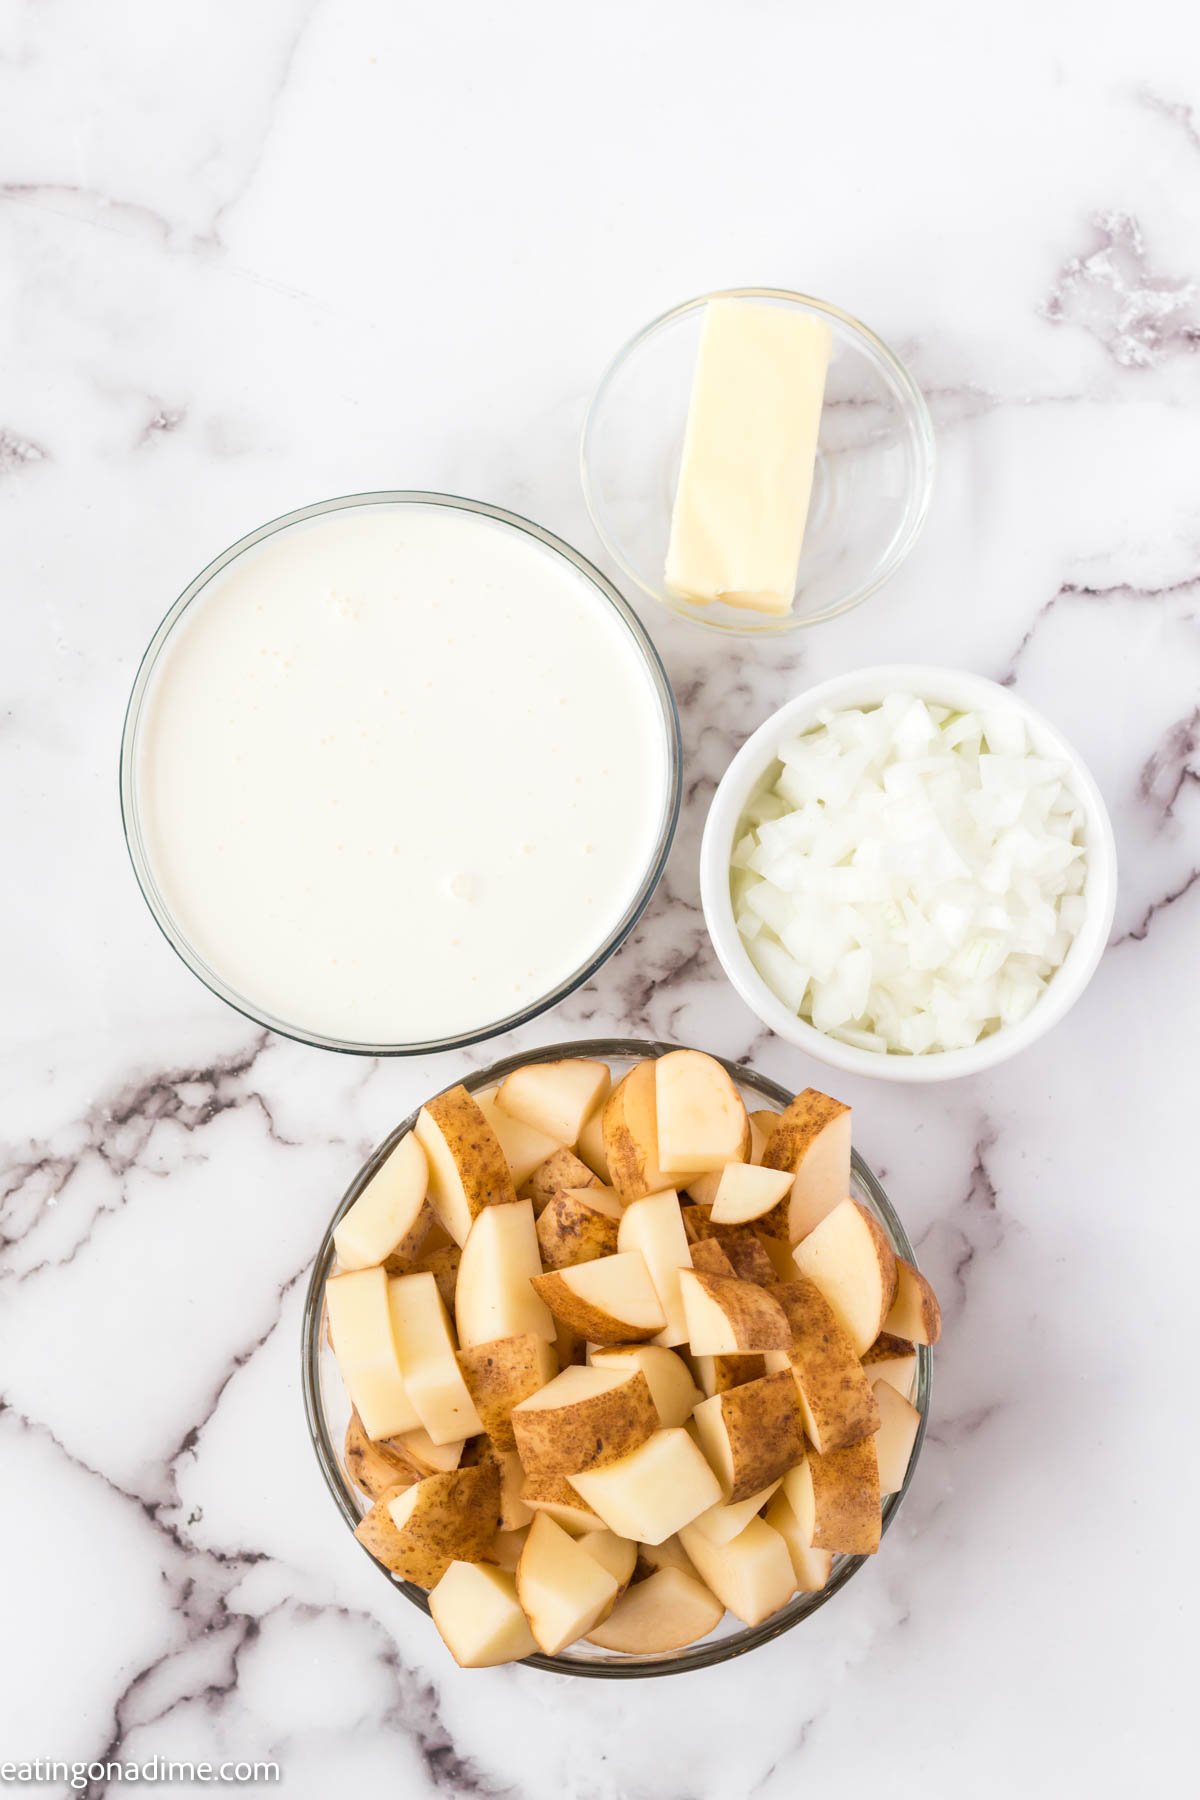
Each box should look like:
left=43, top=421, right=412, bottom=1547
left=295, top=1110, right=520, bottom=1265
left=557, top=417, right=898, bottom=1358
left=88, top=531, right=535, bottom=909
left=119, top=493, right=682, bottom=1057
left=581, top=288, right=935, bottom=636
left=301, top=1036, right=932, bottom=1678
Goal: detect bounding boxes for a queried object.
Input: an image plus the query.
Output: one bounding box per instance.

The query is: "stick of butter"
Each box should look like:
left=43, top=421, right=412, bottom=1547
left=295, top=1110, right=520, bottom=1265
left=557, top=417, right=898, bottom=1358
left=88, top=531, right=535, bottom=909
left=664, top=300, right=832, bottom=616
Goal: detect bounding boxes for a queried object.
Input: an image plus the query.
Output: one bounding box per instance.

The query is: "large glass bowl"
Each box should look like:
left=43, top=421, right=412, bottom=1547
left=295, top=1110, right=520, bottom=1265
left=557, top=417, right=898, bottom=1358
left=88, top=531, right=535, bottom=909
left=301, top=1037, right=932, bottom=1677
left=581, top=288, right=935, bottom=636
left=119, top=493, right=682, bottom=1056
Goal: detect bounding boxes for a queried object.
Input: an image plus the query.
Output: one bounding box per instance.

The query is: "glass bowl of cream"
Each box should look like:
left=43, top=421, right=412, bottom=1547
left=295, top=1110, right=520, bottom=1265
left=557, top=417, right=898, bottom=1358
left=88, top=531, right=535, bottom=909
left=581, top=288, right=935, bottom=636
left=120, top=493, right=681, bottom=1054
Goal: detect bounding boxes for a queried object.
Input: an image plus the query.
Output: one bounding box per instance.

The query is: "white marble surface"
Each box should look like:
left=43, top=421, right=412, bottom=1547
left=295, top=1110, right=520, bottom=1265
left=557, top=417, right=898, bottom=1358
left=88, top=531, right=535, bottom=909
left=2, top=1, right=1197, bottom=1793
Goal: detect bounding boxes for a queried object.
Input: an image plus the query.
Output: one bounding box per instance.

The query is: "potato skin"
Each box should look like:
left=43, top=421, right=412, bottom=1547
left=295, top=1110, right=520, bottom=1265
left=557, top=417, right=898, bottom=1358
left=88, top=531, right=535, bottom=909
left=759, top=1090, right=851, bottom=1238
left=602, top=1063, right=667, bottom=1202
left=886, top=1258, right=942, bottom=1344
left=689, top=1238, right=737, bottom=1279
left=530, top=1271, right=662, bottom=1346
left=344, top=1412, right=416, bottom=1502
left=715, top=1371, right=807, bottom=1502
left=721, top=1236, right=777, bottom=1287
left=706, top=1353, right=768, bottom=1393
left=512, top=1370, right=657, bottom=1477
left=353, top=1484, right=419, bottom=1572
left=521, top=1471, right=605, bottom=1532
left=456, top=1334, right=557, bottom=1450
left=762, top=1089, right=849, bottom=1177
left=406, top=1242, right=461, bottom=1311
left=355, top=1464, right=500, bottom=1588
left=773, top=1279, right=880, bottom=1452
left=536, top=1192, right=620, bottom=1270
left=808, top=1440, right=881, bottom=1556
left=379, top=1196, right=437, bottom=1274
left=687, top=1271, right=792, bottom=1352
left=426, top=1085, right=517, bottom=1214
left=861, top=1331, right=915, bottom=1366
left=520, top=1148, right=600, bottom=1212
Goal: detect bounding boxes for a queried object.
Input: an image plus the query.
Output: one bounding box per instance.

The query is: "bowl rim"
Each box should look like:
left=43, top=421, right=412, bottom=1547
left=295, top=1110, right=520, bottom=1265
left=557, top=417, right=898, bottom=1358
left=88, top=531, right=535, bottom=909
left=580, top=285, right=937, bottom=636
left=118, top=490, right=683, bottom=1057
left=300, top=1035, right=933, bottom=1678
left=700, top=665, right=1119, bottom=1082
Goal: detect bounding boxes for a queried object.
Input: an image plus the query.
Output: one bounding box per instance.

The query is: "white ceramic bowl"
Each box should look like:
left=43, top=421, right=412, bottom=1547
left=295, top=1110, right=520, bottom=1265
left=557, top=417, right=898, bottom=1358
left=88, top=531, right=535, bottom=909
left=700, top=666, right=1118, bottom=1082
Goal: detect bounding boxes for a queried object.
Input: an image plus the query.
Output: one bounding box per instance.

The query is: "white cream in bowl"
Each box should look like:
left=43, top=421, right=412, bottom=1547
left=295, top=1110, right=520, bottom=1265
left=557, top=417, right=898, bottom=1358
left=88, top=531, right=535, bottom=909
left=130, top=498, right=674, bottom=1048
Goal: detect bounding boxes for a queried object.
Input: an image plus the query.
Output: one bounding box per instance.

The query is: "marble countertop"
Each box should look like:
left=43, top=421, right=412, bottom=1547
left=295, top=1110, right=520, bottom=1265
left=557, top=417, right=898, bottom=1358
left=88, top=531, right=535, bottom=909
left=2, top=2, right=1196, bottom=1793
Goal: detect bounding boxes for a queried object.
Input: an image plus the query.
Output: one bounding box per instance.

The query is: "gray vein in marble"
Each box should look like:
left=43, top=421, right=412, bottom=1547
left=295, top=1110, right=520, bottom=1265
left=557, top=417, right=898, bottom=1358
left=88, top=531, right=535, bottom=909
left=0, top=426, right=47, bottom=472
left=137, top=405, right=187, bottom=446
left=916, top=1124, right=1005, bottom=1330
left=1043, top=211, right=1200, bottom=369
left=999, top=572, right=1200, bottom=686
left=1138, top=706, right=1200, bottom=824
left=1136, top=84, right=1200, bottom=156
left=1112, top=863, right=1200, bottom=946
left=0, top=1032, right=294, bottom=1283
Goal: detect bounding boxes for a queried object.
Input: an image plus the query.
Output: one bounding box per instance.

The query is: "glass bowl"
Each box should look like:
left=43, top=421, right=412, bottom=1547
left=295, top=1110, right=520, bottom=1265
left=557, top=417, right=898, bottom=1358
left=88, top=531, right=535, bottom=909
left=301, top=1036, right=932, bottom=1677
left=581, top=288, right=935, bottom=636
left=119, top=493, right=682, bottom=1057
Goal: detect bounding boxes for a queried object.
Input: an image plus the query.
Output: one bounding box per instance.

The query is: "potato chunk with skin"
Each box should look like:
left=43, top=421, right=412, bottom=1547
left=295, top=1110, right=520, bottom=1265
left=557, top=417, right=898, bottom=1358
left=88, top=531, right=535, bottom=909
left=792, top=1199, right=897, bottom=1356
left=536, top=1187, right=622, bottom=1270
left=691, top=1371, right=807, bottom=1503
left=721, top=1235, right=777, bottom=1287
left=456, top=1334, right=558, bottom=1450
left=516, top=1511, right=619, bottom=1654
left=429, top=1561, right=537, bottom=1667
left=690, top=1351, right=767, bottom=1397
left=784, top=1443, right=881, bottom=1557
left=382, top=1426, right=465, bottom=1479
left=861, top=1332, right=918, bottom=1397
left=679, top=1270, right=791, bottom=1355
left=568, top=1428, right=722, bottom=1545
left=603, top=1061, right=695, bottom=1202
left=497, top=1059, right=612, bottom=1146
left=771, top=1277, right=880, bottom=1453
left=520, top=1148, right=601, bottom=1213
left=531, top=1251, right=666, bottom=1345
left=761, top=1090, right=852, bottom=1241
left=586, top=1566, right=724, bottom=1653
left=655, top=1049, right=751, bottom=1174
left=334, top=1131, right=432, bottom=1271
left=709, top=1162, right=793, bottom=1227
left=353, top=1484, right=417, bottom=1575
left=521, top=1472, right=606, bottom=1535
left=512, top=1363, right=657, bottom=1477
left=588, top=1345, right=703, bottom=1427
left=355, top=1465, right=499, bottom=1587
left=689, top=1237, right=737, bottom=1279
left=415, top=1086, right=516, bottom=1245
left=344, top=1412, right=415, bottom=1502
left=883, top=1258, right=942, bottom=1345
left=405, top=1241, right=460, bottom=1310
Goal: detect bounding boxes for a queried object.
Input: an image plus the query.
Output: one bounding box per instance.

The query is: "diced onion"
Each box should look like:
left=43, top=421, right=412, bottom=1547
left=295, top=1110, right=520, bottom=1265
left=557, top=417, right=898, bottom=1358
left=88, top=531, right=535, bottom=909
left=731, top=697, right=1088, bottom=1054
